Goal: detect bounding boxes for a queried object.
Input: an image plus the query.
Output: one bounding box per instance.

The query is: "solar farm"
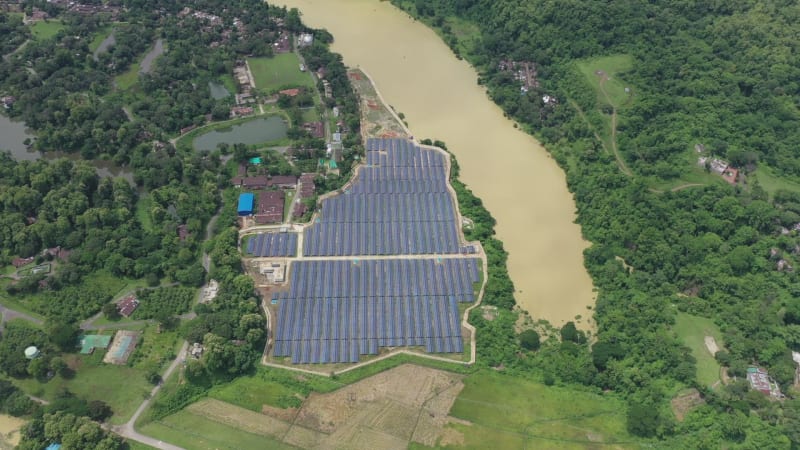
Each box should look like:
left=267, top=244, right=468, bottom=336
left=248, top=138, right=484, bottom=365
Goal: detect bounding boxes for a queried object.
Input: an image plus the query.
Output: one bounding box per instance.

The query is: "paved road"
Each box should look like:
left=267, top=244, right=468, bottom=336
left=110, top=341, right=188, bottom=450
left=0, top=303, right=44, bottom=329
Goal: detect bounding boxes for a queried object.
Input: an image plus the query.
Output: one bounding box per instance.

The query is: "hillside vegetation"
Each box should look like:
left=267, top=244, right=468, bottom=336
left=394, top=0, right=800, bottom=446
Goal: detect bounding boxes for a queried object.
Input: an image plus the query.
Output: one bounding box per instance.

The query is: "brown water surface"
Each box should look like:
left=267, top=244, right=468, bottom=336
left=285, top=0, right=596, bottom=328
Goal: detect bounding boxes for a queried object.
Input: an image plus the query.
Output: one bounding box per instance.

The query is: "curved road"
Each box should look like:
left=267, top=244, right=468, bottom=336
left=0, top=303, right=44, bottom=329
left=110, top=341, right=188, bottom=450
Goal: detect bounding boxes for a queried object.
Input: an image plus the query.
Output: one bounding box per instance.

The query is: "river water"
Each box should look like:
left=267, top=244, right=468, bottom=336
left=281, top=0, right=596, bottom=328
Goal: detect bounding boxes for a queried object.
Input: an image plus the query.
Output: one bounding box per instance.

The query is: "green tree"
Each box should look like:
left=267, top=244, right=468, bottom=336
left=519, top=329, right=540, bottom=351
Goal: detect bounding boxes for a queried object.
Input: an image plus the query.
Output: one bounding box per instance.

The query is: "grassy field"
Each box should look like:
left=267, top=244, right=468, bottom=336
left=30, top=20, right=65, bottom=40
left=441, top=371, right=637, bottom=449
left=248, top=53, right=315, bottom=92
left=127, top=441, right=157, bottom=450
left=674, top=312, right=724, bottom=388
left=208, top=366, right=340, bottom=411
left=576, top=54, right=634, bottom=109
left=752, top=165, right=800, bottom=197
left=139, top=409, right=296, bottom=450
left=12, top=351, right=153, bottom=425
left=208, top=374, right=303, bottom=411
left=135, top=195, right=154, bottom=231
left=115, top=61, right=142, bottom=90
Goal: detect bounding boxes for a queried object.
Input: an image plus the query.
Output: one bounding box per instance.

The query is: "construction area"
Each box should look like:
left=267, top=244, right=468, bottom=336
left=181, top=364, right=464, bottom=449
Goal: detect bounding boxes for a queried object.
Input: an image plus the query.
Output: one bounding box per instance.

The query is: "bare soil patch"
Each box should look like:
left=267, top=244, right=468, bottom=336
left=704, top=336, right=720, bottom=355
left=670, top=389, right=705, bottom=422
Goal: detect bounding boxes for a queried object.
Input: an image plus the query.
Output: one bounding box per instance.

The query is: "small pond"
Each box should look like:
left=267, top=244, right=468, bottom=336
left=139, top=38, right=164, bottom=74
left=193, top=116, right=288, bottom=152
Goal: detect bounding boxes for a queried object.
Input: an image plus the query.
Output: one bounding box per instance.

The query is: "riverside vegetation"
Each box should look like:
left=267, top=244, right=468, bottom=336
left=392, top=0, right=800, bottom=446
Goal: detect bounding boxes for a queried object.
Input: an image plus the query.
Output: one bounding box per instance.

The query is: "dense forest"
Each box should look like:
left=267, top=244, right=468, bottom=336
left=397, top=0, right=800, bottom=447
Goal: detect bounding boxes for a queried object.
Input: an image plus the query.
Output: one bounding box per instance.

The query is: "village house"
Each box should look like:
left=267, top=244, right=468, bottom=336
left=1, top=96, right=16, bottom=109
left=230, top=106, right=254, bottom=118
left=268, top=175, right=298, bottom=189
left=303, top=121, right=324, bottom=138
left=254, top=190, right=284, bottom=224
left=231, top=175, right=269, bottom=189
left=117, top=295, right=140, bottom=317
left=298, top=173, right=316, bottom=198
left=279, top=88, right=301, bottom=97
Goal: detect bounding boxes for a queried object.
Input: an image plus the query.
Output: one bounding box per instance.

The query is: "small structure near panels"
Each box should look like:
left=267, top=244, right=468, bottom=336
left=78, top=334, right=112, bottom=354
left=103, top=330, right=140, bottom=365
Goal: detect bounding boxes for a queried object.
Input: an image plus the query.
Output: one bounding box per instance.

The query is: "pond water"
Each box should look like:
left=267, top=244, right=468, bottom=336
left=92, top=32, right=115, bottom=61
left=209, top=81, right=231, bottom=100
left=139, top=38, right=164, bottom=74
left=193, top=116, right=289, bottom=152
left=0, top=114, right=36, bottom=160
left=1, top=115, right=134, bottom=183
left=281, top=0, right=596, bottom=328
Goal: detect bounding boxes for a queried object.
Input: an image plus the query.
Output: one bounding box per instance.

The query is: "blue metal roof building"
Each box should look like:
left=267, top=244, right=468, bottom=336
left=238, top=193, right=255, bottom=216
left=45, top=444, right=62, bottom=450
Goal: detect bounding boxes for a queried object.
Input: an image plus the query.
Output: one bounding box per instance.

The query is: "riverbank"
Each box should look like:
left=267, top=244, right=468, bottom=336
left=280, top=0, right=596, bottom=329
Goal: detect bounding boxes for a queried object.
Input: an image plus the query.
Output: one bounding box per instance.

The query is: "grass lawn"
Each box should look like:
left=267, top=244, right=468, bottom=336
left=135, top=195, right=154, bottom=232
left=248, top=53, right=315, bottom=92
left=444, top=371, right=637, bottom=449
left=674, top=312, right=724, bottom=388
left=752, top=165, right=800, bottom=197
left=139, top=409, right=296, bottom=450
left=208, top=366, right=340, bottom=411
left=115, top=62, right=142, bottom=90
left=30, top=20, right=65, bottom=40
left=284, top=190, right=295, bottom=222
left=576, top=54, right=634, bottom=109
left=301, top=107, right=320, bottom=122
left=12, top=351, right=153, bottom=425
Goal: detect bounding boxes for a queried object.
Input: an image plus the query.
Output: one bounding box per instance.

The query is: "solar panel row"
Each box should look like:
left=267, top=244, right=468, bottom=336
left=273, top=296, right=464, bottom=364
left=320, top=193, right=455, bottom=223
left=273, top=259, right=479, bottom=303
left=304, top=222, right=461, bottom=256
left=245, top=233, right=298, bottom=257
left=303, top=139, right=462, bottom=256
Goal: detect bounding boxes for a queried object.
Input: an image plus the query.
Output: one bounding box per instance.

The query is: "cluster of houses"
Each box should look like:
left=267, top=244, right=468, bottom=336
left=294, top=173, right=316, bottom=218
left=177, top=7, right=246, bottom=48
left=747, top=366, right=783, bottom=399
left=44, top=0, right=122, bottom=19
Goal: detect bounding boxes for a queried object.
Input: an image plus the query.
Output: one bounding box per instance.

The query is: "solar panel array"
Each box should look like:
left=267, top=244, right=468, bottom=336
left=272, top=259, right=481, bottom=363
left=303, top=139, right=461, bottom=256
left=246, top=233, right=298, bottom=257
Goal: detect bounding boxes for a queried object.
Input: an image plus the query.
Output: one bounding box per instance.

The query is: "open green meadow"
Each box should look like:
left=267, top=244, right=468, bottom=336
left=139, top=409, right=297, bottom=450
left=30, top=20, right=65, bottom=40
left=115, top=62, right=142, bottom=89
left=752, top=165, right=800, bottom=197
left=248, top=53, right=315, bottom=92
left=135, top=195, right=154, bottom=232
left=576, top=54, right=634, bottom=109
left=127, top=441, right=158, bottom=450
left=674, top=312, right=724, bottom=388
left=12, top=351, right=153, bottom=425
left=438, top=371, right=637, bottom=449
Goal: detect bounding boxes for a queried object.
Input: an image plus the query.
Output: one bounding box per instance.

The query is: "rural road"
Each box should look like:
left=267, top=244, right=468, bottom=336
left=0, top=303, right=44, bottom=329
left=110, top=341, right=189, bottom=450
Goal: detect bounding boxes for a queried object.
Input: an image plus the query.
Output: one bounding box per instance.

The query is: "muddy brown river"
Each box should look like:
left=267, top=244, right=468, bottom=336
left=283, top=0, right=596, bottom=328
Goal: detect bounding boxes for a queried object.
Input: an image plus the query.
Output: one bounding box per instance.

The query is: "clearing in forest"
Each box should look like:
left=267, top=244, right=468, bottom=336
left=673, top=312, right=725, bottom=388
